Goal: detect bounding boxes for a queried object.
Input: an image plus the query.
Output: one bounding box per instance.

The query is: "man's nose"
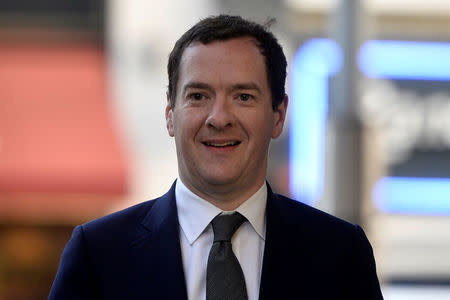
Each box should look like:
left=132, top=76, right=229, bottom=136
left=205, top=96, right=234, bottom=130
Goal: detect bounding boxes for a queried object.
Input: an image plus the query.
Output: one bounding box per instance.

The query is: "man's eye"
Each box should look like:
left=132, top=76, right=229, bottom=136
left=239, top=94, right=253, bottom=101
left=188, top=93, right=204, bottom=101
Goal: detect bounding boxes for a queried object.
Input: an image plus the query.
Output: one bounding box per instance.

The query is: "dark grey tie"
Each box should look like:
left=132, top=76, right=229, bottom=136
left=206, top=212, right=248, bottom=300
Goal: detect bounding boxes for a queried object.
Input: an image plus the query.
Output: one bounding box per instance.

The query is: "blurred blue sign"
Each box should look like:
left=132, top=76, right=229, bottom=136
left=290, top=39, right=450, bottom=214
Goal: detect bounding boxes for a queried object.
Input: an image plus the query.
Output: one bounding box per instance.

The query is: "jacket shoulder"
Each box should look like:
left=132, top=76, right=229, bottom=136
left=272, top=193, right=358, bottom=233
left=83, top=199, right=156, bottom=232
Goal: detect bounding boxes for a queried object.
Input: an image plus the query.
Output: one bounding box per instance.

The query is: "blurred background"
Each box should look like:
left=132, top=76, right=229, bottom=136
left=1, top=0, right=450, bottom=299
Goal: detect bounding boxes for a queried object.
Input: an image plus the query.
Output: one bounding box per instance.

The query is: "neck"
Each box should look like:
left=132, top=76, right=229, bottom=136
left=180, top=178, right=265, bottom=211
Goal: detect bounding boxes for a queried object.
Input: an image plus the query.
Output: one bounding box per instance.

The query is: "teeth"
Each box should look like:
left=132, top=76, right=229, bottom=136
left=206, top=141, right=239, bottom=147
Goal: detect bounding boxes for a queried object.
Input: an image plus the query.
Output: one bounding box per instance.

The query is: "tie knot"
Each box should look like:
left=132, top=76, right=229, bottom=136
left=211, top=212, right=247, bottom=242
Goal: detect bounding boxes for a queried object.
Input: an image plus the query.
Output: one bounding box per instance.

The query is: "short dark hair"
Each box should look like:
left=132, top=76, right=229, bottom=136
left=167, top=14, right=287, bottom=110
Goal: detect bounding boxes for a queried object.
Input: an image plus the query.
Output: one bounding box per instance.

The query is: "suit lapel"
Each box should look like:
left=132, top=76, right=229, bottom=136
left=131, top=181, right=188, bottom=300
left=258, top=186, right=311, bottom=300
left=259, top=187, right=285, bottom=300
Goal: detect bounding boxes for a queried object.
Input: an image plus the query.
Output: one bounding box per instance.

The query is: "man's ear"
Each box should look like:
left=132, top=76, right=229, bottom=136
left=165, top=93, right=175, bottom=137
left=271, top=94, right=288, bottom=139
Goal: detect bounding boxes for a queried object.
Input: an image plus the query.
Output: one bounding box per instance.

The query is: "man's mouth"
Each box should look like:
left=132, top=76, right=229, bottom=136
left=202, top=141, right=241, bottom=147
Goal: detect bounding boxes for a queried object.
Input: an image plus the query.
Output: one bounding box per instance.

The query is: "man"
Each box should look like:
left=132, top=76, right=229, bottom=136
left=50, top=15, right=383, bottom=299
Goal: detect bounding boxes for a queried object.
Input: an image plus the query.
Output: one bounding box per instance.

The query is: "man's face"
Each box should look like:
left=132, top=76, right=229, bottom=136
left=166, top=37, right=287, bottom=201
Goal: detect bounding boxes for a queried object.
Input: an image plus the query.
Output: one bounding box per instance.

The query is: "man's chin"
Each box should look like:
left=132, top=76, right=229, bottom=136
left=197, top=173, right=246, bottom=191
left=204, top=176, right=239, bottom=187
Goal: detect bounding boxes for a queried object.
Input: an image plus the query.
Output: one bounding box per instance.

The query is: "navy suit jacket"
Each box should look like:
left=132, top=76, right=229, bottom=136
left=49, top=182, right=383, bottom=299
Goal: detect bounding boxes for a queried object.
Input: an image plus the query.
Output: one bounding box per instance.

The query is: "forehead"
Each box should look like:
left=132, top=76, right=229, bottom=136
left=178, top=37, right=268, bottom=90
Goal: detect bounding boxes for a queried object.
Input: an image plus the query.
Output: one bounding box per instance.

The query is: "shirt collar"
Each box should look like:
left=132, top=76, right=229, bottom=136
left=175, top=178, right=267, bottom=245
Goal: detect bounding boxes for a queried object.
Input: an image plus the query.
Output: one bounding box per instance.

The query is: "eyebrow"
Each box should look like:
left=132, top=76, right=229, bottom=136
left=182, top=81, right=262, bottom=95
left=182, top=82, right=214, bottom=95
left=228, top=82, right=262, bottom=94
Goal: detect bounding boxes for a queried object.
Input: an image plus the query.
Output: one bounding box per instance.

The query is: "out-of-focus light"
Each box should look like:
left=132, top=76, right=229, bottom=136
left=289, top=39, right=341, bottom=205
left=359, top=40, right=450, bottom=80
left=360, top=39, right=450, bottom=215
left=374, top=177, right=450, bottom=214
left=291, top=38, right=450, bottom=214
left=285, top=0, right=450, bottom=15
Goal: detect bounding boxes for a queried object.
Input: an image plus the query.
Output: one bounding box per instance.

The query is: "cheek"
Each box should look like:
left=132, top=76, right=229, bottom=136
left=256, top=116, right=276, bottom=148
left=174, top=112, right=202, bottom=143
left=251, top=112, right=274, bottom=135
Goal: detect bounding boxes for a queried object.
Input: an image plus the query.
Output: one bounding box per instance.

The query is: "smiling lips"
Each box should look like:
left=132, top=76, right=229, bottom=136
left=202, top=140, right=241, bottom=148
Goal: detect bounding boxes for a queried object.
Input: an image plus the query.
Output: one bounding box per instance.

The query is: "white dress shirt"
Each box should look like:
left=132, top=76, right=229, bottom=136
left=175, top=179, right=267, bottom=300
